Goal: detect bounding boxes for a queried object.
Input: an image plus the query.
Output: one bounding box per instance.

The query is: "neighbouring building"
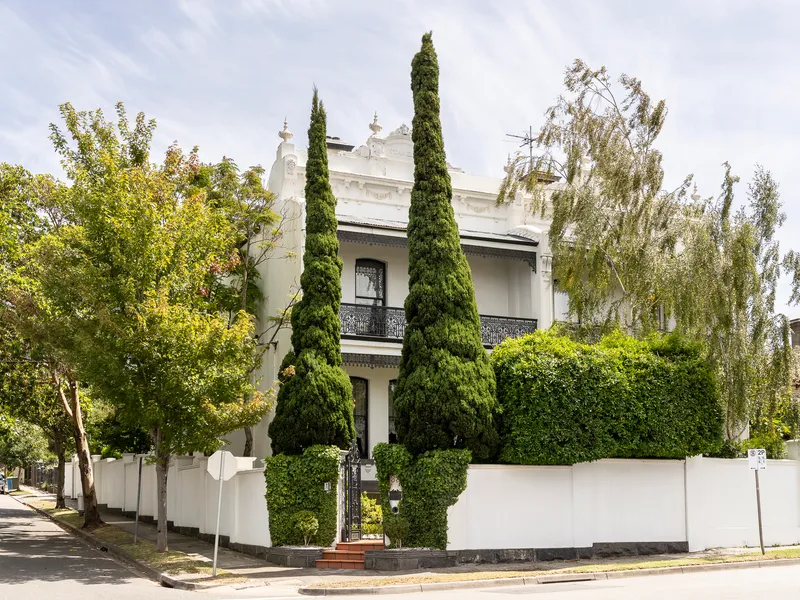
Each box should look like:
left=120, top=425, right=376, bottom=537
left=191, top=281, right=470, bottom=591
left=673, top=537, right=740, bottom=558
left=226, top=115, right=572, bottom=480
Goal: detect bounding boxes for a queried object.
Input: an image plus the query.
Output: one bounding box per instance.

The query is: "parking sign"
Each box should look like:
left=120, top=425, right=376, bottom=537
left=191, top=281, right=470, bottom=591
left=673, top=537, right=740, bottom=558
left=748, top=448, right=767, bottom=470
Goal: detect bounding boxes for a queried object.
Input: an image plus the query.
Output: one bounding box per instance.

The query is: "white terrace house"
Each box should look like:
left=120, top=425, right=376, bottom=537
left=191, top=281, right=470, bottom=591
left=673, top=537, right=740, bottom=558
left=228, top=116, right=573, bottom=475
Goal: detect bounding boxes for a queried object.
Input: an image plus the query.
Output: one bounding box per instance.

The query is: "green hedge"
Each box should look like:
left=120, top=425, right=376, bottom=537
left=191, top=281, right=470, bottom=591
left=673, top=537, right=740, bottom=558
left=492, top=330, right=724, bottom=465
left=373, top=443, right=469, bottom=549
left=264, top=445, right=340, bottom=546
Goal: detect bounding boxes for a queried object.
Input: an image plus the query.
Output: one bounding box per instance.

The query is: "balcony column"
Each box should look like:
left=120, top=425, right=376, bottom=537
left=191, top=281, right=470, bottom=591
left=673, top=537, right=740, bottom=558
left=539, top=253, right=554, bottom=330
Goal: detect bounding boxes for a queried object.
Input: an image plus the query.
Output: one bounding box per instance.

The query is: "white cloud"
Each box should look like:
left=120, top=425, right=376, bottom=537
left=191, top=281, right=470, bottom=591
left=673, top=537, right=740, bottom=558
left=2, top=0, right=799, bottom=314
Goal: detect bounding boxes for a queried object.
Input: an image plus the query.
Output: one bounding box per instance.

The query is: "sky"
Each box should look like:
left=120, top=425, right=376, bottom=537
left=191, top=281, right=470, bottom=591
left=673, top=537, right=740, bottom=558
left=2, top=0, right=799, bottom=315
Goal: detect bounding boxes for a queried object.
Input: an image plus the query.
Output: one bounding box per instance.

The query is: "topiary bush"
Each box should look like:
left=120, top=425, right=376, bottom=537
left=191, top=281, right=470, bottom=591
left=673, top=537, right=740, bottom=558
left=373, top=443, right=470, bottom=549
left=492, top=330, right=724, bottom=465
left=383, top=514, right=409, bottom=548
left=292, top=510, right=319, bottom=546
left=264, top=445, right=339, bottom=546
left=268, top=88, right=355, bottom=455
left=392, top=32, right=499, bottom=462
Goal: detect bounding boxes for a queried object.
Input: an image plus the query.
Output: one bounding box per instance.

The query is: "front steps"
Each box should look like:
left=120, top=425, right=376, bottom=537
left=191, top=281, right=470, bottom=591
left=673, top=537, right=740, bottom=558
left=316, top=540, right=384, bottom=569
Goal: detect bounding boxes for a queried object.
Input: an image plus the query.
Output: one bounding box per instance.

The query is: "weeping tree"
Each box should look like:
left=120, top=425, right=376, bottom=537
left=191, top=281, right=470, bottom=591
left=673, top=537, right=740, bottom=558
left=268, top=89, right=355, bottom=456
left=674, top=165, right=798, bottom=442
left=499, top=60, right=694, bottom=334
left=501, top=60, right=800, bottom=443
left=392, top=33, right=499, bottom=461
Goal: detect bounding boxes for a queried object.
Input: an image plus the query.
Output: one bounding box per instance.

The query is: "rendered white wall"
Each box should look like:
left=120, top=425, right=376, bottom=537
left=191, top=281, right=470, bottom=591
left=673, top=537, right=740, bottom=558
left=80, top=454, right=271, bottom=550
left=685, top=456, right=800, bottom=551
left=77, top=453, right=800, bottom=554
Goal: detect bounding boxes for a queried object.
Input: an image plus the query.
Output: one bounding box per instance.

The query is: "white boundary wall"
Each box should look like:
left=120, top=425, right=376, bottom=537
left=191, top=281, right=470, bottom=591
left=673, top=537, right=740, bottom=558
left=71, top=454, right=270, bottom=549
left=72, top=454, right=800, bottom=553
left=447, top=457, right=800, bottom=552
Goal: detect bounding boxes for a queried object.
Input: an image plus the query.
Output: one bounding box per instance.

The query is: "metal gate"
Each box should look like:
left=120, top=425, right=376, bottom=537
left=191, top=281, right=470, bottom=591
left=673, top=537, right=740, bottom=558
left=341, top=441, right=362, bottom=542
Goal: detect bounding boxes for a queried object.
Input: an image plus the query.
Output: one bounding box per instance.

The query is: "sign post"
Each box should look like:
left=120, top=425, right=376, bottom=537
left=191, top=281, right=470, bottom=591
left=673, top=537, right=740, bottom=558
left=206, top=450, right=236, bottom=577
left=134, top=456, right=143, bottom=544
left=748, top=448, right=767, bottom=555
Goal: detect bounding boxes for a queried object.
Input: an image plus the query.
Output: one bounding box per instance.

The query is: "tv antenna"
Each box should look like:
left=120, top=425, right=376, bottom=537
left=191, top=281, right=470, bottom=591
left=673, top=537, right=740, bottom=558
left=505, top=125, right=536, bottom=166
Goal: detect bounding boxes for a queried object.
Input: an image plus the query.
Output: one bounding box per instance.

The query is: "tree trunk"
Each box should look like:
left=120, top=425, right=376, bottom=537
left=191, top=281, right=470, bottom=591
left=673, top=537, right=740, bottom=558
left=243, top=426, right=253, bottom=458
left=154, top=428, right=170, bottom=552
left=54, top=438, right=66, bottom=509
left=241, top=239, right=253, bottom=458
left=68, top=380, right=102, bottom=528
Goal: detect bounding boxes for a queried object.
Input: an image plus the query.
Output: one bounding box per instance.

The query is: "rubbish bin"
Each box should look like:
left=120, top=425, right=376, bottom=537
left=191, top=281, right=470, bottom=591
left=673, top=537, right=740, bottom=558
left=6, top=477, right=18, bottom=492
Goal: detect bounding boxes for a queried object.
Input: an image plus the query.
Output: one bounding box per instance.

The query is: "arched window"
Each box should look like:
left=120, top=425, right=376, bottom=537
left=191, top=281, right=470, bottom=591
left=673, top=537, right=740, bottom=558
left=351, top=377, right=369, bottom=458
left=355, top=259, right=386, bottom=306
left=388, top=379, right=397, bottom=444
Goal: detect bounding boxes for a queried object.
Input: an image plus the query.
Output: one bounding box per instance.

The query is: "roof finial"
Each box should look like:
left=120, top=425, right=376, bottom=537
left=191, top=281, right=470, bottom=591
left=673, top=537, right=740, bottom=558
left=278, top=118, right=293, bottom=143
left=369, top=111, right=382, bottom=136
left=692, top=182, right=700, bottom=201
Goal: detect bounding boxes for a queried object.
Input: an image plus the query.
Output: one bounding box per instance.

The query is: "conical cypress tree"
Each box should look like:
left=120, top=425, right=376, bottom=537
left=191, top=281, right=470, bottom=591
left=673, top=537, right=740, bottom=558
left=269, top=89, right=355, bottom=455
left=393, top=33, right=499, bottom=461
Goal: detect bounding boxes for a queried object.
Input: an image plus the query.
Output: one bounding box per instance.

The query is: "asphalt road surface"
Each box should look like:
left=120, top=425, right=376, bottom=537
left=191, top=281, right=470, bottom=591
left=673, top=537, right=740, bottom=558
left=3, top=491, right=800, bottom=599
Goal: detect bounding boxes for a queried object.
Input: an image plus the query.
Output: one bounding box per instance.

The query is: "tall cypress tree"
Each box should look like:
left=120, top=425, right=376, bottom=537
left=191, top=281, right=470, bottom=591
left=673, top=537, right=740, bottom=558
left=393, top=33, right=499, bottom=461
left=269, top=89, right=355, bottom=455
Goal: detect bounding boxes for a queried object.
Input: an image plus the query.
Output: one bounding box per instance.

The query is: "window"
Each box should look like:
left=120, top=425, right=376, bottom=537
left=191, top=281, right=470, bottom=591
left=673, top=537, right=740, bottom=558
left=355, top=259, right=386, bottom=306
left=351, top=377, right=369, bottom=458
left=388, top=380, right=397, bottom=444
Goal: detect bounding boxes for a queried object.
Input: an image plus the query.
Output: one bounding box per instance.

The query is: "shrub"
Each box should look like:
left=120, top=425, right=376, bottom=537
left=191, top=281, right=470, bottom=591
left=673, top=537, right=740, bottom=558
left=292, top=510, right=319, bottom=546
left=383, top=514, right=410, bottom=549
left=361, top=492, right=382, bottom=535
left=492, top=330, right=724, bottom=464
left=264, top=445, right=339, bottom=546
left=373, top=443, right=469, bottom=549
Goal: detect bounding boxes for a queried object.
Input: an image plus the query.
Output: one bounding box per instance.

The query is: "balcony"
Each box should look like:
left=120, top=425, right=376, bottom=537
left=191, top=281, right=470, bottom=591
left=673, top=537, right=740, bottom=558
left=339, top=303, right=537, bottom=348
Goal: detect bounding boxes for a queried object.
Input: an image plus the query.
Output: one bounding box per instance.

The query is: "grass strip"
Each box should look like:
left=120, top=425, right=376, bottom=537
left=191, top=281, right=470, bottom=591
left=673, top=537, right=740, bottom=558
left=29, top=500, right=244, bottom=581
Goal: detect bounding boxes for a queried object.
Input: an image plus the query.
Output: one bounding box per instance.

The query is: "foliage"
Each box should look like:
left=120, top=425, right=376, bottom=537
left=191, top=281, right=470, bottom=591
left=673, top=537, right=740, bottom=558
left=33, top=102, right=272, bottom=549
left=382, top=514, right=410, bottom=549
left=361, top=492, right=383, bottom=535
left=0, top=413, right=52, bottom=470
left=88, top=409, right=152, bottom=459
left=499, top=60, right=799, bottom=440
left=292, top=510, right=319, bottom=546
left=499, top=59, right=692, bottom=333
left=269, top=89, right=354, bottom=455
left=393, top=32, right=498, bottom=461
left=673, top=166, right=796, bottom=438
left=492, top=330, right=724, bottom=465
left=373, top=442, right=470, bottom=549
left=264, top=445, right=339, bottom=546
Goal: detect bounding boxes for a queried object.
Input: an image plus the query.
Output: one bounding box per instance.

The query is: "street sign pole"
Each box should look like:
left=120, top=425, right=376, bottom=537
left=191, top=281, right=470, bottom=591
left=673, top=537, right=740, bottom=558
left=755, top=469, right=765, bottom=555
left=748, top=448, right=767, bottom=555
left=212, top=452, right=225, bottom=577
left=134, top=455, right=143, bottom=544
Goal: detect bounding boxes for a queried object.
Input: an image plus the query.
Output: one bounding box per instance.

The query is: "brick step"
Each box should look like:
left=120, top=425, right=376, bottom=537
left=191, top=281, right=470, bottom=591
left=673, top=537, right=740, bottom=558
left=321, top=550, right=364, bottom=561
left=335, top=541, right=385, bottom=552
left=315, top=559, right=365, bottom=570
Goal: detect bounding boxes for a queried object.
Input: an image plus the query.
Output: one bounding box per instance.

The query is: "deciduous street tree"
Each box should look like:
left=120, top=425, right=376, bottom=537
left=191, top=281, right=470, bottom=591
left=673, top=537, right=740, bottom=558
left=36, top=103, right=271, bottom=551
left=392, top=33, right=499, bottom=461
left=268, top=89, right=355, bottom=456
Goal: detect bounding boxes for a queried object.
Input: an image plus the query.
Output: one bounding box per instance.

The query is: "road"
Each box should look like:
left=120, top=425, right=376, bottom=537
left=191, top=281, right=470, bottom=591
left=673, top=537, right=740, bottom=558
left=2, top=491, right=800, bottom=599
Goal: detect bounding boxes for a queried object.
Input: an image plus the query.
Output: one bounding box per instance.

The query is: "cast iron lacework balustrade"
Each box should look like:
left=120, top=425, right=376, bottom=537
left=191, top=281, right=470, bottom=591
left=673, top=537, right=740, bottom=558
left=339, top=303, right=537, bottom=347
